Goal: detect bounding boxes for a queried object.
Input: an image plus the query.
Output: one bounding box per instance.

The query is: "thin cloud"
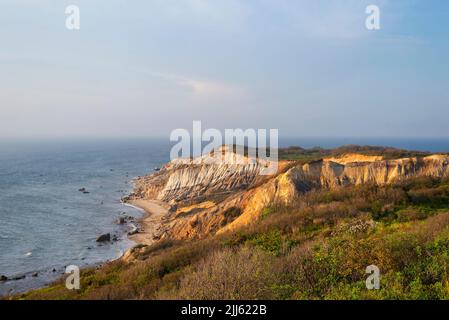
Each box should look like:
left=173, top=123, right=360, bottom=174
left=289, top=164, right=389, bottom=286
left=148, top=72, right=244, bottom=97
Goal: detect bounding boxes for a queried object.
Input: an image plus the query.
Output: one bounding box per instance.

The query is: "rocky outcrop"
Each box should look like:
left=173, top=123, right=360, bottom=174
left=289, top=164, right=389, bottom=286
left=130, top=149, right=449, bottom=241
left=304, top=155, right=449, bottom=188
left=96, top=233, right=111, bottom=242
left=157, top=162, right=261, bottom=202
left=130, top=145, right=275, bottom=204
left=220, top=154, right=449, bottom=233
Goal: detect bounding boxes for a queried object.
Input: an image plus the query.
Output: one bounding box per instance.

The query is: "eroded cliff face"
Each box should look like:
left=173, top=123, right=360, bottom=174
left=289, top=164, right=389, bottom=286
left=307, top=154, right=449, bottom=188
left=129, top=151, right=449, bottom=241
left=221, top=154, right=449, bottom=233
left=131, top=148, right=274, bottom=204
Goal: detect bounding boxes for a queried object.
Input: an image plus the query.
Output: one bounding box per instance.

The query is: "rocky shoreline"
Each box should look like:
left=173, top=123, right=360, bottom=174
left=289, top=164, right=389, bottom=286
left=0, top=195, right=143, bottom=297
left=0, top=170, right=171, bottom=297
left=121, top=199, right=171, bottom=247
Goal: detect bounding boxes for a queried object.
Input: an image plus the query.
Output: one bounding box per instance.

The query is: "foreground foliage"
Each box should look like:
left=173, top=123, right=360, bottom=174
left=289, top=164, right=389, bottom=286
left=18, top=176, right=449, bottom=300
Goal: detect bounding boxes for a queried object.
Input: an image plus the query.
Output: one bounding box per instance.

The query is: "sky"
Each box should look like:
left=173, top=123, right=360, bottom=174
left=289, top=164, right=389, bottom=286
left=0, top=0, right=449, bottom=139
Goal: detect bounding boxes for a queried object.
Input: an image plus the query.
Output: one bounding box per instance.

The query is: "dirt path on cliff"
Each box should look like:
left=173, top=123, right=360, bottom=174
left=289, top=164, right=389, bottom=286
left=126, top=199, right=170, bottom=246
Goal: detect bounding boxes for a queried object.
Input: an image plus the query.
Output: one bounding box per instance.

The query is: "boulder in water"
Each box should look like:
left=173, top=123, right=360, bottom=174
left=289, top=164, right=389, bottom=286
left=96, top=233, right=111, bottom=242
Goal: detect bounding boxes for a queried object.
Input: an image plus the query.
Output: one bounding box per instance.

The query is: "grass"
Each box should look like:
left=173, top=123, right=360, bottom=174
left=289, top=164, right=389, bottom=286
left=12, top=175, right=449, bottom=300
left=278, top=144, right=433, bottom=161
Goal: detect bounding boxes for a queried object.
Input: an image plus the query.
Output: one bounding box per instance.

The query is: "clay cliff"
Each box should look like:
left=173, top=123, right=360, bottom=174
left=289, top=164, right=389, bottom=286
left=126, top=147, right=449, bottom=242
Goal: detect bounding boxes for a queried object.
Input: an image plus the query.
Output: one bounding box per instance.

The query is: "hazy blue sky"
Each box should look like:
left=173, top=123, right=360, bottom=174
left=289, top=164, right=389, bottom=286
left=1, top=0, right=448, bottom=138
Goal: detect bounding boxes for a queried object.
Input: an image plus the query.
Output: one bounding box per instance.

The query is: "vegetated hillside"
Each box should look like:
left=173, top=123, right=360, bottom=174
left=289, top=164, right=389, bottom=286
left=279, top=144, right=431, bottom=161
left=15, top=145, right=449, bottom=300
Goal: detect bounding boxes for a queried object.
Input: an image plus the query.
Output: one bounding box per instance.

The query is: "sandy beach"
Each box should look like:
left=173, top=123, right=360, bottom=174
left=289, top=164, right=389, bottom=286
left=125, top=199, right=170, bottom=246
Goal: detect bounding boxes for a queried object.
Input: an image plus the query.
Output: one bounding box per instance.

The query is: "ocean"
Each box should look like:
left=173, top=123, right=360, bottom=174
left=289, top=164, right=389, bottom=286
left=1, top=137, right=449, bottom=296
left=0, top=138, right=170, bottom=295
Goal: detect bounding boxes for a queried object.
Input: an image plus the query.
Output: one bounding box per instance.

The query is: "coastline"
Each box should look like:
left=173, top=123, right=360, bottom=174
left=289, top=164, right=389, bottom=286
left=1, top=198, right=168, bottom=298
left=0, top=138, right=171, bottom=298
left=1, top=203, right=140, bottom=298
left=123, top=199, right=170, bottom=246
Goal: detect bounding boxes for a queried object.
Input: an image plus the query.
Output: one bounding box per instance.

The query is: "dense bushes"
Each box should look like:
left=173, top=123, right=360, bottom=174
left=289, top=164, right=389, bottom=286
left=151, top=213, right=449, bottom=300
left=164, top=247, right=276, bottom=300
left=19, top=176, right=449, bottom=300
left=162, top=213, right=449, bottom=300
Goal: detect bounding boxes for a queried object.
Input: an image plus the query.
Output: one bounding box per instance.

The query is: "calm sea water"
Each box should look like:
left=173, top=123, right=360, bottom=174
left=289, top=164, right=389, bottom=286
left=1, top=137, right=449, bottom=296
left=0, top=139, right=170, bottom=295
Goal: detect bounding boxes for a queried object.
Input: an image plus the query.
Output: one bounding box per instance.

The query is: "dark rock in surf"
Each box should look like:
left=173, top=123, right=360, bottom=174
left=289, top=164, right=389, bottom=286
left=96, top=233, right=111, bottom=242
